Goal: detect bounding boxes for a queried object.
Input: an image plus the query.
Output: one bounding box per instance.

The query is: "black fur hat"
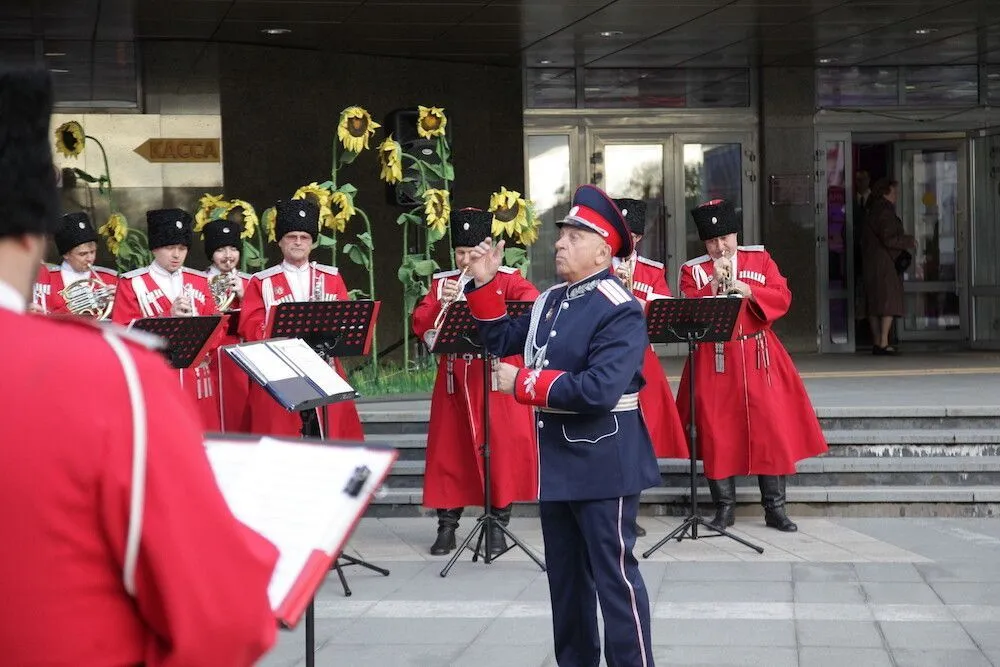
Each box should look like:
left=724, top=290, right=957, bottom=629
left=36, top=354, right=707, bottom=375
left=0, top=69, right=60, bottom=239
left=54, top=212, right=98, bottom=255
left=147, top=208, right=193, bottom=250
left=613, top=198, right=647, bottom=236
left=450, top=208, right=492, bottom=248
left=691, top=199, right=741, bottom=241
left=274, top=199, right=320, bottom=242
left=203, top=218, right=241, bottom=256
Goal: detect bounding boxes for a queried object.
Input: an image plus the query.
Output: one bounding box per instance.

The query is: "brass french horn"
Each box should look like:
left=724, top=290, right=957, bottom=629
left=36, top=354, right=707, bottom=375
left=209, top=271, right=237, bottom=311
left=60, top=263, right=114, bottom=319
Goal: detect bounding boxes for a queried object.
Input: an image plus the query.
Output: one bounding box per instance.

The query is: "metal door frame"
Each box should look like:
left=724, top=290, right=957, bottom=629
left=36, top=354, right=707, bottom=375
left=814, top=131, right=856, bottom=353
left=892, top=138, right=968, bottom=342
left=966, top=126, right=1000, bottom=349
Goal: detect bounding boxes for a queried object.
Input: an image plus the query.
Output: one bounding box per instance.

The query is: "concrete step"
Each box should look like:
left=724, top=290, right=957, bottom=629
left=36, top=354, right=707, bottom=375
left=364, top=485, right=1000, bottom=518
left=368, top=429, right=1000, bottom=463
left=380, top=456, right=1000, bottom=489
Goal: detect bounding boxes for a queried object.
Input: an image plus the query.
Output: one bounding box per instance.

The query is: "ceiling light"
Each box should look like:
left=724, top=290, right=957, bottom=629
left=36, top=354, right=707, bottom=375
left=818, top=57, right=836, bottom=64
left=49, top=68, right=69, bottom=74
left=598, top=30, right=623, bottom=38
left=44, top=52, right=66, bottom=57
left=261, top=27, right=292, bottom=35
left=538, top=59, right=552, bottom=65
left=913, top=27, right=938, bottom=35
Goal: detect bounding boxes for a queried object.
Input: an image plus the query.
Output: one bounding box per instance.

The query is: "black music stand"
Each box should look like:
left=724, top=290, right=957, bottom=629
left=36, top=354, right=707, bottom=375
left=431, top=301, right=547, bottom=578
left=266, top=300, right=389, bottom=600
left=641, top=296, right=764, bottom=558
left=129, top=315, right=225, bottom=370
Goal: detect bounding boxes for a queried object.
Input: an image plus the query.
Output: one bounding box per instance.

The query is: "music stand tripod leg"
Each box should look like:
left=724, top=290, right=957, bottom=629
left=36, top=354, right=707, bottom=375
left=305, top=600, right=316, bottom=667
left=643, top=336, right=763, bottom=558
left=440, top=352, right=545, bottom=577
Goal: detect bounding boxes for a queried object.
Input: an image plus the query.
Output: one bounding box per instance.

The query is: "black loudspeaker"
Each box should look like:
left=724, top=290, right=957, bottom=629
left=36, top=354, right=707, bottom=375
left=384, top=107, right=453, bottom=207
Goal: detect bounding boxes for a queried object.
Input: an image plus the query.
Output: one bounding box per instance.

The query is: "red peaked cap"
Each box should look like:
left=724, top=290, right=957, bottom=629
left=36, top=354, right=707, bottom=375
left=557, top=184, right=634, bottom=258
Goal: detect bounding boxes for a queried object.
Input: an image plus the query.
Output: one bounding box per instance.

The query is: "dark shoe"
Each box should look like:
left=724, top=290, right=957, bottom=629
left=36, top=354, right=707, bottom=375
left=487, top=505, right=511, bottom=556
left=758, top=476, right=798, bottom=532
left=706, top=477, right=736, bottom=530
left=634, top=521, right=647, bottom=537
left=430, top=508, right=463, bottom=555
left=873, top=345, right=900, bottom=356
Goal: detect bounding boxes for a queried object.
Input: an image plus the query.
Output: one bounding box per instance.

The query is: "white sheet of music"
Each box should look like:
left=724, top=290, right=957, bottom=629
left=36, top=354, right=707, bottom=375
left=230, top=343, right=298, bottom=382
left=267, top=338, right=355, bottom=397
left=204, top=437, right=395, bottom=611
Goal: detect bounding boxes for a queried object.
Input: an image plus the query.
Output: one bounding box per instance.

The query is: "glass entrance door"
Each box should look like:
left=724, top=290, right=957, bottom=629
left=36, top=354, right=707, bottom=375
left=893, top=141, right=967, bottom=341
left=590, top=133, right=674, bottom=282
left=969, top=129, right=1000, bottom=349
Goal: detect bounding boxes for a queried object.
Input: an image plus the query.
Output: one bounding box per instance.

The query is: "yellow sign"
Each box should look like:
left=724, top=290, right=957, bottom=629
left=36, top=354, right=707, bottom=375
left=134, top=138, right=220, bottom=163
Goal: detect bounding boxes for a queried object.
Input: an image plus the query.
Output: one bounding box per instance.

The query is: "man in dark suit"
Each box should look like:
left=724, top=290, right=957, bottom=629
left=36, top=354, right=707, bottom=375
left=463, top=184, right=659, bottom=667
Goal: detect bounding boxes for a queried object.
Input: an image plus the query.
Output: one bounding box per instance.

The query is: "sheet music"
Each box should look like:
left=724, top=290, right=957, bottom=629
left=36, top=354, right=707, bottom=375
left=205, top=437, right=395, bottom=612
left=235, top=343, right=298, bottom=382
left=267, top=338, right=355, bottom=397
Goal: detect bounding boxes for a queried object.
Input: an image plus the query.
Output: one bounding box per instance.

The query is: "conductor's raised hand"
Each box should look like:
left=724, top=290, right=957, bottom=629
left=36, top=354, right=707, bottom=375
left=468, top=237, right=505, bottom=288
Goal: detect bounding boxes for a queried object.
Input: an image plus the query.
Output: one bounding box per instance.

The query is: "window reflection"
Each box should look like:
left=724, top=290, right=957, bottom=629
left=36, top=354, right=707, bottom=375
left=683, top=143, right=742, bottom=262
left=603, top=144, right=666, bottom=264
left=825, top=141, right=849, bottom=344
left=526, top=135, right=571, bottom=289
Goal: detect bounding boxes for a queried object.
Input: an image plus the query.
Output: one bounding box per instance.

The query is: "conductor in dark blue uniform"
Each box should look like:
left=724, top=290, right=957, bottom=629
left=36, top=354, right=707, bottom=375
left=464, top=184, right=660, bottom=667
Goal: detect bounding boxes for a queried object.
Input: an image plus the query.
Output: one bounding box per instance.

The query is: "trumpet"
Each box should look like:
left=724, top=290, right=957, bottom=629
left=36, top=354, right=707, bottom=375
left=60, top=263, right=114, bottom=319
left=311, top=262, right=324, bottom=302
left=433, top=266, right=469, bottom=330
left=209, top=271, right=237, bottom=311
left=616, top=255, right=636, bottom=292
left=716, top=250, right=743, bottom=297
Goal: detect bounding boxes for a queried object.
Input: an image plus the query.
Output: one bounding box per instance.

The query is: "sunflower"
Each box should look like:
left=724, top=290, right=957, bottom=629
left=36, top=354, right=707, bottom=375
left=292, top=182, right=337, bottom=228
left=489, top=186, right=530, bottom=238
left=423, top=189, right=450, bottom=235
left=517, top=216, right=542, bottom=247
left=417, top=106, right=447, bottom=140
left=98, top=213, right=128, bottom=255
left=337, top=106, right=381, bottom=153
left=262, top=207, right=278, bottom=243
left=222, top=199, right=259, bottom=239
left=54, top=121, right=85, bottom=158
left=328, top=190, right=356, bottom=233
left=194, top=193, right=228, bottom=232
left=377, top=135, right=403, bottom=184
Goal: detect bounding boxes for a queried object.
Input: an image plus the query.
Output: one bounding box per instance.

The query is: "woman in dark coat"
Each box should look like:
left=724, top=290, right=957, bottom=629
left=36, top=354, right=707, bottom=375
left=861, top=178, right=916, bottom=355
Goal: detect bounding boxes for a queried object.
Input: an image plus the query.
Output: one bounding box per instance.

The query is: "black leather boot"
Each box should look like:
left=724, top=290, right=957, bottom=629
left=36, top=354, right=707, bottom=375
left=430, top=508, right=463, bottom=555
left=758, top=475, right=797, bottom=532
left=634, top=520, right=647, bottom=538
left=707, top=477, right=736, bottom=530
left=488, top=504, right=511, bottom=556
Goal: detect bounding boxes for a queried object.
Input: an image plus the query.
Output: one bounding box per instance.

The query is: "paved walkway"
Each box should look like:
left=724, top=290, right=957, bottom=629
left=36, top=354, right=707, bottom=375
left=259, top=516, right=1000, bottom=666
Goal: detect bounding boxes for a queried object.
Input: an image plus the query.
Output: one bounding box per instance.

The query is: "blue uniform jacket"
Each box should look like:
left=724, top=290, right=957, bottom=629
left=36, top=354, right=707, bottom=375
left=466, top=267, right=661, bottom=502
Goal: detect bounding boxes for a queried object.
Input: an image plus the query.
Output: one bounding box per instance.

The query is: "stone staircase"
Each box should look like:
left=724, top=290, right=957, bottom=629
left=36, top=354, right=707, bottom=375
left=359, top=404, right=1000, bottom=519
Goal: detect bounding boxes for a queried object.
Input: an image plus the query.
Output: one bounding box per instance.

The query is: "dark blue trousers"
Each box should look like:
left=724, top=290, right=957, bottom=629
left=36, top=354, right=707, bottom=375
left=540, top=494, right=655, bottom=667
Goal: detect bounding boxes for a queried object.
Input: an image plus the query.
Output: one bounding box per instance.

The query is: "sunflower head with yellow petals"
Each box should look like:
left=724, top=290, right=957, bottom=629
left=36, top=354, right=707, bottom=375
left=262, top=207, right=278, bottom=243
left=55, top=121, right=85, bottom=158
left=194, top=193, right=228, bottom=232
left=222, top=199, right=259, bottom=240
left=377, top=136, right=403, bottom=185
left=417, top=106, right=447, bottom=140
left=423, top=189, right=451, bottom=235
left=337, top=106, right=381, bottom=153
left=327, top=190, right=356, bottom=234
left=98, top=212, right=129, bottom=255
left=488, top=186, right=531, bottom=239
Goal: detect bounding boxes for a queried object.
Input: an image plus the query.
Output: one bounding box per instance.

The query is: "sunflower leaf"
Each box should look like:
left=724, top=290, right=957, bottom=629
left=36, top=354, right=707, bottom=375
left=412, top=259, right=439, bottom=277
left=396, top=212, right=422, bottom=227
left=356, top=231, right=374, bottom=250
left=426, top=225, right=445, bottom=245
left=72, top=168, right=100, bottom=183
left=339, top=150, right=360, bottom=166
left=348, top=288, right=369, bottom=300
left=241, top=242, right=261, bottom=259
left=343, top=243, right=371, bottom=271
left=338, top=183, right=358, bottom=196
left=422, top=161, right=447, bottom=180
left=316, top=233, right=337, bottom=248
left=318, top=180, right=334, bottom=190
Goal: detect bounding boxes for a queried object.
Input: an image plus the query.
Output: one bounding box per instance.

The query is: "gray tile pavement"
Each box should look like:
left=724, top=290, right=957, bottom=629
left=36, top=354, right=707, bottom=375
left=258, top=517, right=1000, bottom=666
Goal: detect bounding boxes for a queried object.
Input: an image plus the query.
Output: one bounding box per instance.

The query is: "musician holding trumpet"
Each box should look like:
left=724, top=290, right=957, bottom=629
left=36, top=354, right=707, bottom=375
left=31, top=212, right=117, bottom=316
left=111, top=209, right=222, bottom=431
left=677, top=199, right=828, bottom=533
left=412, top=208, right=539, bottom=556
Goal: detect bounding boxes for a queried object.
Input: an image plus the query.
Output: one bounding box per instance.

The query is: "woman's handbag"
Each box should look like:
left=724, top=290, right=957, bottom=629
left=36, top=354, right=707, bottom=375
left=894, top=249, right=912, bottom=274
